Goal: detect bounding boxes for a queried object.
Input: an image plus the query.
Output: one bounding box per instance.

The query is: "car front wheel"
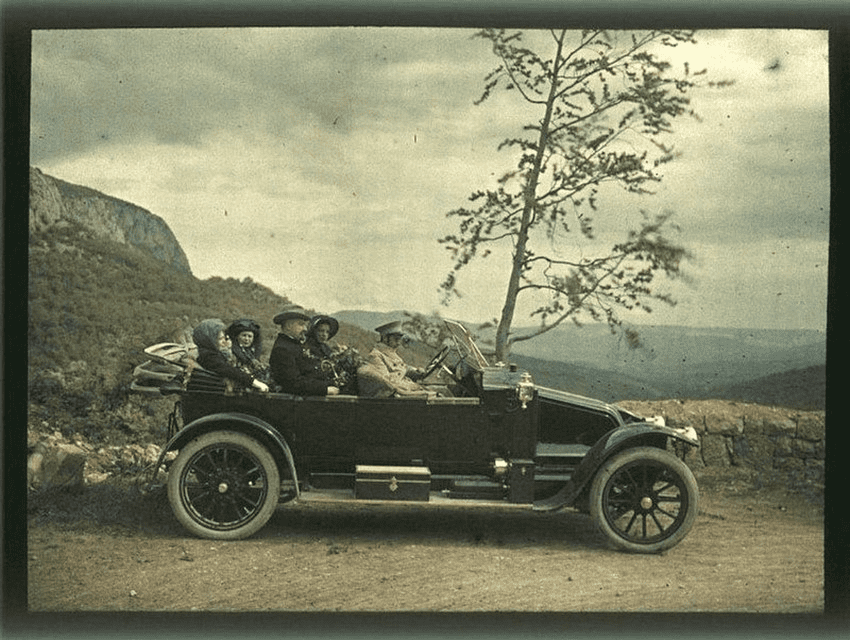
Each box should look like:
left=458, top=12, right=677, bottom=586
left=589, top=446, right=698, bottom=554
left=167, top=431, right=280, bottom=540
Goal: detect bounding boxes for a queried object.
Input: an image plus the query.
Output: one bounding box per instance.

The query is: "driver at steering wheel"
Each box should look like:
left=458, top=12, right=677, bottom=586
left=357, top=321, right=431, bottom=398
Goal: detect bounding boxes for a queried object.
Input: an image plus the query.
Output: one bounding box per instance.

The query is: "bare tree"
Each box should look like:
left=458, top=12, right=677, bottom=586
left=440, top=29, right=730, bottom=362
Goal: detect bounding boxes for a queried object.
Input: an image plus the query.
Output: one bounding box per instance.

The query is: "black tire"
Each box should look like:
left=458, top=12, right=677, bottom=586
left=167, top=431, right=280, bottom=540
left=589, top=447, right=698, bottom=554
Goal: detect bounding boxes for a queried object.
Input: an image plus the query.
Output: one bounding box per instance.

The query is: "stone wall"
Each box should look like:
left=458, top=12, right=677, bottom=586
left=618, top=399, right=825, bottom=492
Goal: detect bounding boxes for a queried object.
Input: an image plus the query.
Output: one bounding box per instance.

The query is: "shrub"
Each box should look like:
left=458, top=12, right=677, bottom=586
left=29, top=376, right=62, bottom=405
left=61, top=390, right=96, bottom=418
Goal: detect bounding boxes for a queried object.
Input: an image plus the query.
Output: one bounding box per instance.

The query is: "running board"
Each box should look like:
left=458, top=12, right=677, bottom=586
left=294, top=488, right=532, bottom=509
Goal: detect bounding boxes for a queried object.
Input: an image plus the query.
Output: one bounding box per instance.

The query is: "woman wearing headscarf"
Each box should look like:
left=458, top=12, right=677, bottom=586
left=226, top=318, right=269, bottom=381
left=193, top=318, right=269, bottom=393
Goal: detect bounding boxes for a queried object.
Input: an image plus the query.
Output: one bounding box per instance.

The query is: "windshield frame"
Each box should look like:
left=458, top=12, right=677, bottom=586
left=443, top=320, right=490, bottom=371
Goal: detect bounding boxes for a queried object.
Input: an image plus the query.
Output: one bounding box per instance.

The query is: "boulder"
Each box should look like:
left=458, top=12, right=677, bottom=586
left=28, top=442, right=87, bottom=490
left=704, top=413, right=744, bottom=436
left=27, top=429, right=168, bottom=491
left=796, top=413, right=825, bottom=441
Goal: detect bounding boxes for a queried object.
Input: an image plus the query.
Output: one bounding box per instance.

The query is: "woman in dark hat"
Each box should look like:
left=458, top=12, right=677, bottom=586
left=192, top=318, right=269, bottom=393
left=269, top=305, right=340, bottom=396
left=305, top=315, right=340, bottom=361
left=303, top=314, right=362, bottom=394
left=225, top=318, right=268, bottom=380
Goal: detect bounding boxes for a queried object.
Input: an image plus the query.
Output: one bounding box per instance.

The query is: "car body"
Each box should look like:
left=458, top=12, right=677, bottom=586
left=135, top=320, right=700, bottom=553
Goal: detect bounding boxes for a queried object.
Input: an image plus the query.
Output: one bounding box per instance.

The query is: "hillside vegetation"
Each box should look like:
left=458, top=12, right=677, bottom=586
left=27, top=223, right=381, bottom=446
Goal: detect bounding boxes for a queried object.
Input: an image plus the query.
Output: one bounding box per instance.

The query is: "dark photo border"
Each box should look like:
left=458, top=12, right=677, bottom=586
left=4, top=1, right=846, bottom=638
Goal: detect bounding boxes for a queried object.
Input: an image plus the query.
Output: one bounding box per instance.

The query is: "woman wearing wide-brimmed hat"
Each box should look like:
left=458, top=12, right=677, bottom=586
left=305, top=315, right=340, bottom=361
left=304, top=314, right=363, bottom=394
left=269, top=305, right=340, bottom=396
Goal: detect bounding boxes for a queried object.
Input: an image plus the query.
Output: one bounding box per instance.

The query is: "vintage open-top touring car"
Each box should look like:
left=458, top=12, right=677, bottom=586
left=132, top=320, right=700, bottom=553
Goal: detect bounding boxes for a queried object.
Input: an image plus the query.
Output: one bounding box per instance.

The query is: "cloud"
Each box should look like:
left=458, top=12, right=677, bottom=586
left=30, top=27, right=830, bottom=331
left=659, top=237, right=829, bottom=330
left=31, top=28, right=494, bottom=162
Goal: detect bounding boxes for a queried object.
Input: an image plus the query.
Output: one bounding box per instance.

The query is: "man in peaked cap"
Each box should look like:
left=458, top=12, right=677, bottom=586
left=269, top=305, right=340, bottom=396
left=357, top=320, right=429, bottom=398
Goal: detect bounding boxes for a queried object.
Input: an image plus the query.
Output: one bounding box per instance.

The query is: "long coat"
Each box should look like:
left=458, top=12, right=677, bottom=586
left=269, top=333, right=332, bottom=396
left=358, top=342, right=426, bottom=397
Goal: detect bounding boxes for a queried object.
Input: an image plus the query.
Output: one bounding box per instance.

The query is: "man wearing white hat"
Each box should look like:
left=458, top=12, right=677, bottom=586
left=357, top=321, right=429, bottom=398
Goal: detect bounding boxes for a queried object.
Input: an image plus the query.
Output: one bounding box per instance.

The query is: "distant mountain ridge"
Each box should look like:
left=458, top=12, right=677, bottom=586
left=506, top=322, right=825, bottom=391
left=333, top=309, right=826, bottom=409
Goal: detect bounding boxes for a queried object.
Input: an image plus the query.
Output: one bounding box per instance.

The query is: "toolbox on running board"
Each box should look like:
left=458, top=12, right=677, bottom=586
left=354, top=465, right=431, bottom=501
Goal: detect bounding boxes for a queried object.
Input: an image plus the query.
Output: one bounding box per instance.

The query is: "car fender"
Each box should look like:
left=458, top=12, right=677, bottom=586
left=533, top=422, right=699, bottom=512
left=155, top=411, right=299, bottom=497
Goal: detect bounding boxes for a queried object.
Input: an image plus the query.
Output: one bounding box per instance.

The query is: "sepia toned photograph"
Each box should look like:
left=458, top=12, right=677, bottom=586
left=18, top=10, right=831, bottom=626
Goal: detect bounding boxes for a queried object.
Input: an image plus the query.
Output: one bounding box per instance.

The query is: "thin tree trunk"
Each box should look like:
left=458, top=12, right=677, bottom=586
left=493, top=32, right=566, bottom=363
left=494, top=216, right=529, bottom=363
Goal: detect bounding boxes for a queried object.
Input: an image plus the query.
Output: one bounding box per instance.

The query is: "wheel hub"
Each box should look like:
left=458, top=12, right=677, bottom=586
left=218, top=482, right=229, bottom=494
left=640, top=496, right=654, bottom=510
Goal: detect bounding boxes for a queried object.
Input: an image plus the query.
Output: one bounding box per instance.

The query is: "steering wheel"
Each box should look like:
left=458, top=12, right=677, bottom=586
left=421, top=345, right=450, bottom=380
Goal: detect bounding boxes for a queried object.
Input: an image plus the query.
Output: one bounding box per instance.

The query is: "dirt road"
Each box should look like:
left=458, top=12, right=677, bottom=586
left=26, top=476, right=823, bottom=615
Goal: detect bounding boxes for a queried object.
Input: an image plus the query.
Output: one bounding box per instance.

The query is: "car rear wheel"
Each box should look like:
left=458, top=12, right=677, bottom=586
left=167, top=431, right=280, bottom=540
left=589, top=446, right=698, bottom=554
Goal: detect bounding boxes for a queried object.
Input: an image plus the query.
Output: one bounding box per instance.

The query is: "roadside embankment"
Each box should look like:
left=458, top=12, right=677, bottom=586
left=618, top=399, right=825, bottom=501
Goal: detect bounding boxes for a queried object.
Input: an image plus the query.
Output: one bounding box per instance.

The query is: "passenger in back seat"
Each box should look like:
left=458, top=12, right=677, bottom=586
left=226, top=318, right=270, bottom=382
left=304, top=315, right=362, bottom=395
left=193, top=319, right=270, bottom=393
left=269, top=305, right=340, bottom=397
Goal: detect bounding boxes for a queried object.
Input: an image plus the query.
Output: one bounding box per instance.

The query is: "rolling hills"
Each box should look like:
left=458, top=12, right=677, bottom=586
left=333, top=310, right=826, bottom=409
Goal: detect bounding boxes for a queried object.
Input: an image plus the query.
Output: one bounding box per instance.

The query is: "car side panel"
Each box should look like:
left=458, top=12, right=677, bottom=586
left=537, top=397, right=621, bottom=446
left=349, top=398, right=496, bottom=470
left=182, top=392, right=500, bottom=474
left=288, top=397, right=358, bottom=461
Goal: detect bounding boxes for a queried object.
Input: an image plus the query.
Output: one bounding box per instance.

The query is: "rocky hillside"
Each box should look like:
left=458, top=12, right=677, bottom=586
left=29, top=167, right=191, bottom=274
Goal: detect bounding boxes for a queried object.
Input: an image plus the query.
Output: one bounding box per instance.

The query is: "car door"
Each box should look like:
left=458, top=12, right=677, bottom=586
left=353, top=396, right=491, bottom=472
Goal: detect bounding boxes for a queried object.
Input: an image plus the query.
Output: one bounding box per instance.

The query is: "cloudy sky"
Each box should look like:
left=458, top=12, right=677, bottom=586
left=30, top=27, right=829, bottom=332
